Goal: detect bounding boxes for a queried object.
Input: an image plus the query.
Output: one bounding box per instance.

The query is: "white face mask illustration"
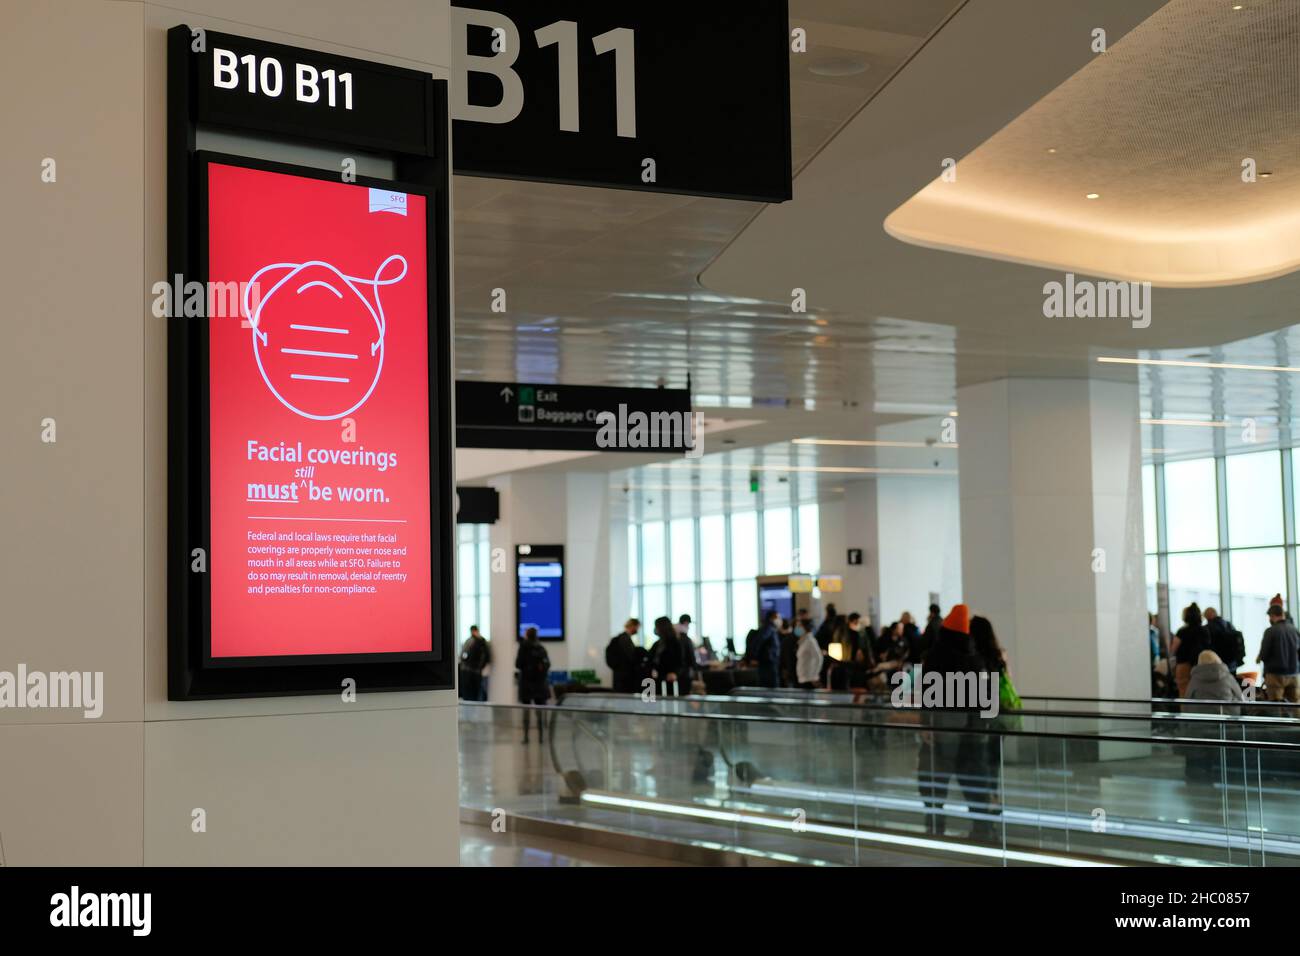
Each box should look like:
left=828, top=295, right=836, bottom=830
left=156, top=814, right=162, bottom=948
left=242, top=254, right=407, bottom=420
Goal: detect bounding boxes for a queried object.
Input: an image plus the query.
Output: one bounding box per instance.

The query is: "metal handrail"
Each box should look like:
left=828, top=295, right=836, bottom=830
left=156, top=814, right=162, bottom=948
left=557, top=690, right=1300, bottom=729
left=461, top=700, right=1300, bottom=750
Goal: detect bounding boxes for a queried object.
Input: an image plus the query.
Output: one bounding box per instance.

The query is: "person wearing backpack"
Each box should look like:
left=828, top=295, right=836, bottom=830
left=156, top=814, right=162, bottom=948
left=515, top=626, right=551, bottom=744
left=1204, top=607, right=1245, bottom=674
left=458, top=625, right=491, bottom=702
left=605, top=618, right=642, bottom=693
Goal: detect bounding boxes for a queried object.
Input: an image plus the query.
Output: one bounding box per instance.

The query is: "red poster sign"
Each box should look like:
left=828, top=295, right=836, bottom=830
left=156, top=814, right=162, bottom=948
left=206, top=162, right=432, bottom=659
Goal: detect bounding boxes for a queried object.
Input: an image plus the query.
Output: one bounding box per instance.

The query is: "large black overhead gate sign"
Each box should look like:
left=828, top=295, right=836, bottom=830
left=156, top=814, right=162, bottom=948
left=457, top=382, right=696, bottom=452
left=450, top=1, right=792, bottom=202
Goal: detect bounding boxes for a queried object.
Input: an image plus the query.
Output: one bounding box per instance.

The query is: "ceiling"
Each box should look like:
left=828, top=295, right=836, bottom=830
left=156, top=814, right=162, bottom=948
left=885, top=0, right=1300, bottom=287
left=452, top=0, right=1300, bottom=493
left=452, top=0, right=967, bottom=412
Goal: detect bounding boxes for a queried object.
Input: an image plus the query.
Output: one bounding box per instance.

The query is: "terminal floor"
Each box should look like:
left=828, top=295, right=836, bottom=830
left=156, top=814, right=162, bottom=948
left=459, top=824, right=676, bottom=867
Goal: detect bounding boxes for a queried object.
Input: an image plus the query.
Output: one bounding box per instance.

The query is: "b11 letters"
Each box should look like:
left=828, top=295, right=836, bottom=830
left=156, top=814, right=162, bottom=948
left=453, top=8, right=636, bottom=137
left=212, top=48, right=354, bottom=109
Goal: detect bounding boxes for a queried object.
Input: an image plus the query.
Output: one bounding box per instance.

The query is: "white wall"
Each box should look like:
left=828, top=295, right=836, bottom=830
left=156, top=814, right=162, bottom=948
left=484, top=472, right=618, bottom=695
left=0, top=0, right=459, bottom=865
left=565, top=473, right=613, bottom=677
left=823, top=483, right=886, bottom=628
left=877, top=475, right=963, bottom=623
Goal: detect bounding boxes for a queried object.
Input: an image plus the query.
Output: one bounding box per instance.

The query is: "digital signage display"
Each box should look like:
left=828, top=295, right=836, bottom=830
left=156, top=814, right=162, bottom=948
left=204, top=156, right=435, bottom=662
left=516, top=548, right=565, bottom=641
left=167, top=27, right=453, bottom=700
left=759, top=584, right=793, bottom=624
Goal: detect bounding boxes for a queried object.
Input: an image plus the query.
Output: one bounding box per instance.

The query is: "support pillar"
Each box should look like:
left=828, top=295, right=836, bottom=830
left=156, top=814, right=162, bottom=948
left=956, top=378, right=1148, bottom=699
left=485, top=472, right=616, bottom=702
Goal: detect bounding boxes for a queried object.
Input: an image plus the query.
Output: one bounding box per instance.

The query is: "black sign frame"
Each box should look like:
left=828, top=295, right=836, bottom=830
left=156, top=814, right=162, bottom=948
left=451, top=1, right=792, bottom=203
left=456, top=380, right=694, bottom=451
left=515, top=544, right=566, bottom=643
left=167, top=25, right=455, bottom=699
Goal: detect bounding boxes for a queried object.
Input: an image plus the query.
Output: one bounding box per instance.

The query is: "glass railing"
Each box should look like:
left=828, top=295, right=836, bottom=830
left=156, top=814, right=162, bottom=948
left=556, top=690, right=1300, bottom=747
left=1019, top=693, right=1298, bottom=718
left=459, top=701, right=1300, bottom=866
left=723, top=685, right=1297, bottom=719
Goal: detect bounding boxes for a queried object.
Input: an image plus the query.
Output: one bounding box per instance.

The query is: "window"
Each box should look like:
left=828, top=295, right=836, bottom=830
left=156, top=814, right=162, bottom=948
left=669, top=517, right=696, bottom=582
left=642, top=584, right=668, bottom=626
left=1142, top=464, right=1157, bottom=554
left=798, top=503, right=821, bottom=575
left=1145, top=554, right=1158, bottom=617
left=730, top=512, right=758, bottom=579
left=700, top=514, right=726, bottom=579
left=670, top=583, right=697, bottom=631
left=1226, top=451, right=1283, bottom=548
left=763, top=507, right=793, bottom=573
left=454, top=523, right=492, bottom=644
left=641, top=522, right=666, bottom=584
left=700, top=581, right=728, bottom=651
left=627, top=492, right=820, bottom=646
left=1166, top=551, right=1220, bottom=613
left=1229, top=548, right=1285, bottom=665
left=1145, top=449, right=1295, bottom=648
left=731, top=578, right=757, bottom=644
left=1164, top=459, right=1218, bottom=552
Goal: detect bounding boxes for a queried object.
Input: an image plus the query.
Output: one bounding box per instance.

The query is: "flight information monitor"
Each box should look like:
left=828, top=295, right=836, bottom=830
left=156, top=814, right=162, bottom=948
left=516, top=546, right=565, bottom=641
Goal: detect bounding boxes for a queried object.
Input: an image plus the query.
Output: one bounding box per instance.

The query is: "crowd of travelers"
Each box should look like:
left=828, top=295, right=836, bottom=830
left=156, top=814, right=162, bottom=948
left=452, top=590, right=1300, bottom=843
left=1149, top=594, right=1300, bottom=705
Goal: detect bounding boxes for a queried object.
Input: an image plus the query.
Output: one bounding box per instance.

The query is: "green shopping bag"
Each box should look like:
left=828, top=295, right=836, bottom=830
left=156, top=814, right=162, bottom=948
left=999, top=670, right=1022, bottom=711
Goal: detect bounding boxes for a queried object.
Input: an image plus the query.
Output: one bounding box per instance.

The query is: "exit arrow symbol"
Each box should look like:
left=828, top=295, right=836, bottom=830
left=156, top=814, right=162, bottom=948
left=500, top=386, right=514, bottom=402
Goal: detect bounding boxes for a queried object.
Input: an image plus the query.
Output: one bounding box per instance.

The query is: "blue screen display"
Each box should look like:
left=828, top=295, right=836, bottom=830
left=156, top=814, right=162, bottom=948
left=517, top=560, right=563, bottom=639
left=759, top=585, right=793, bottom=624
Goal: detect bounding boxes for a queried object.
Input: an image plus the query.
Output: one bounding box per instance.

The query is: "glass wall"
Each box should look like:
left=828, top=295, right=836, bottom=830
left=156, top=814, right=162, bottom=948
left=456, top=523, right=493, bottom=648
left=1146, top=448, right=1295, bottom=667
left=627, top=486, right=820, bottom=650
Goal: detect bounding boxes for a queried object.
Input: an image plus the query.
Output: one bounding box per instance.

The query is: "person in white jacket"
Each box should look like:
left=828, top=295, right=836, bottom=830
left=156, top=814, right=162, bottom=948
left=796, top=630, right=824, bottom=689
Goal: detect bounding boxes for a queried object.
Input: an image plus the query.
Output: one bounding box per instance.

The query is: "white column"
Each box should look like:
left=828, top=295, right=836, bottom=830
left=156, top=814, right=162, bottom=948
left=876, top=475, right=962, bottom=626
left=2, top=0, right=460, bottom=866
left=957, top=378, right=1148, bottom=699
left=486, top=471, right=616, bottom=699
left=486, top=473, right=566, bottom=701
left=565, top=473, right=614, bottom=678
left=827, top=484, right=881, bottom=627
